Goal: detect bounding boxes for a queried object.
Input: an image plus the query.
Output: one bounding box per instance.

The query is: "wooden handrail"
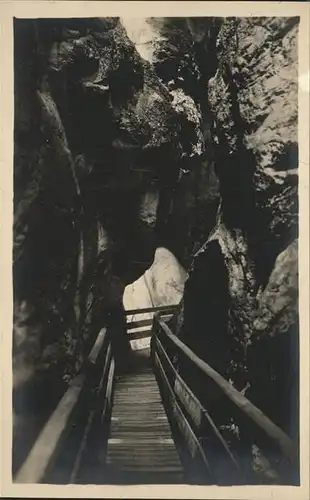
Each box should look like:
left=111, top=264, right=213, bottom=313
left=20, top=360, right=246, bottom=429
left=154, top=350, right=212, bottom=476
left=15, top=324, right=115, bottom=484
left=70, top=343, right=115, bottom=482
left=156, top=316, right=298, bottom=463
left=15, top=374, right=87, bottom=483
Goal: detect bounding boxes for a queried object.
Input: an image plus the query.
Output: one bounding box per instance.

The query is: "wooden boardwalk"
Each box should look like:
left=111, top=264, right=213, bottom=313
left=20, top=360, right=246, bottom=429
left=105, top=349, right=184, bottom=484
left=14, top=307, right=298, bottom=486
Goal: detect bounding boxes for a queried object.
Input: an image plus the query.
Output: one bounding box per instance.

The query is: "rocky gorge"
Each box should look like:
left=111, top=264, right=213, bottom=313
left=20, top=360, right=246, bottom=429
left=13, top=16, right=299, bottom=481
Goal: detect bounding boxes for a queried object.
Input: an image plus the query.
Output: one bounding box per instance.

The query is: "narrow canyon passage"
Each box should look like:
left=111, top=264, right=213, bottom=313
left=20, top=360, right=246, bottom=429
left=12, top=15, right=300, bottom=487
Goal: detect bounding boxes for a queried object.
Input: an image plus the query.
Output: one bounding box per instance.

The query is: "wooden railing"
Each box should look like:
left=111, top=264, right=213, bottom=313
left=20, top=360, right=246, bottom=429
left=14, top=326, right=115, bottom=484
left=14, top=304, right=179, bottom=484
left=125, top=304, right=178, bottom=349
left=14, top=304, right=296, bottom=486
left=125, top=305, right=179, bottom=316
left=151, top=313, right=299, bottom=485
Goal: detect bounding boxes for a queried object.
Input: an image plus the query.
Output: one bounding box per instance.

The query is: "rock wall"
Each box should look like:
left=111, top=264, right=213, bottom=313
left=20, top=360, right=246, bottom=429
left=175, top=16, right=299, bottom=467
left=123, top=17, right=220, bottom=266
left=12, top=17, right=202, bottom=471
left=124, top=247, right=186, bottom=310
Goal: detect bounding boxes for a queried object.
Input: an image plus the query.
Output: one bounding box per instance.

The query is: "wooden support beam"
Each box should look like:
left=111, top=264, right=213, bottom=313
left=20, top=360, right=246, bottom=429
left=102, top=357, right=115, bottom=423
left=97, top=343, right=112, bottom=396
left=70, top=342, right=113, bottom=483
left=69, top=407, right=96, bottom=483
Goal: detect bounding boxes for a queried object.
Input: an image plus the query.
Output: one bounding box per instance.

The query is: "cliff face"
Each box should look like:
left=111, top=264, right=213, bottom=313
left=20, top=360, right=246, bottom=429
left=123, top=17, right=220, bottom=266
left=13, top=17, right=203, bottom=468
left=124, top=247, right=186, bottom=310
left=176, top=16, right=299, bottom=445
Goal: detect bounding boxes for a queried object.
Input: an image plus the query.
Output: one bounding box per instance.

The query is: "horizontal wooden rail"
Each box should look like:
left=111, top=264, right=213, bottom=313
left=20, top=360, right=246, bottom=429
left=128, top=329, right=153, bottom=342
left=156, top=316, right=298, bottom=463
left=125, top=304, right=178, bottom=316
left=126, top=318, right=154, bottom=330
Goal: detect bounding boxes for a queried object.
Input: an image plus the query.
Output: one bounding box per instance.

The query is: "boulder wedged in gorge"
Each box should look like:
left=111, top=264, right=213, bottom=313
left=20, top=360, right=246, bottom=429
left=123, top=17, right=220, bottom=265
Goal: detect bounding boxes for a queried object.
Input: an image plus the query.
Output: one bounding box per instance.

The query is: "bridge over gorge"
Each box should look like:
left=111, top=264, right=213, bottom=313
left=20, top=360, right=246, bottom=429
left=14, top=305, right=299, bottom=486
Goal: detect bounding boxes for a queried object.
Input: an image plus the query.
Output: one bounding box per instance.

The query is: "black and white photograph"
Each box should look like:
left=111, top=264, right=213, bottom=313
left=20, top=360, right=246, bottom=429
left=1, top=3, right=309, bottom=497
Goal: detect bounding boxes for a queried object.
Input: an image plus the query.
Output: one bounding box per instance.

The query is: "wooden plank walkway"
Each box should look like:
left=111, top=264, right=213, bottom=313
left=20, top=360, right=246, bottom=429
left=105, top=349, right=184, bottom=484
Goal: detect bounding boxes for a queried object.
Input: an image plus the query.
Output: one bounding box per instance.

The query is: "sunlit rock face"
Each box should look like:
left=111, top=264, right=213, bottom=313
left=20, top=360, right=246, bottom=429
left=247, top=240, right=299, bottom=435
left=176, top=17, right=299, bottom=453
left=124, top=247, right=186, bottom=310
